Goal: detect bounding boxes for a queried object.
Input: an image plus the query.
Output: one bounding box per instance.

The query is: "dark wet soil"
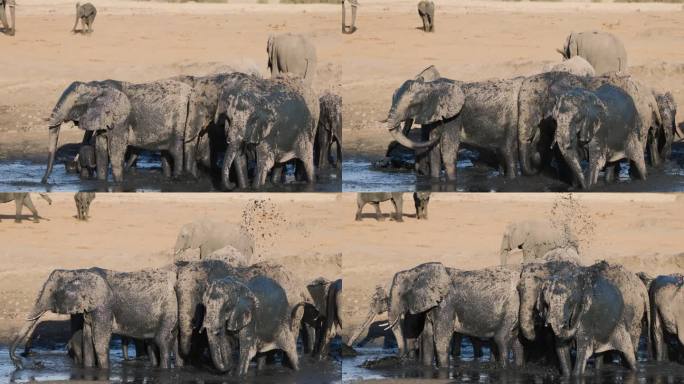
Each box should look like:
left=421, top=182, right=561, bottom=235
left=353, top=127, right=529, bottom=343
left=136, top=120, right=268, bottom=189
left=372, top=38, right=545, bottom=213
left=343, top=142, right=684, bottom=192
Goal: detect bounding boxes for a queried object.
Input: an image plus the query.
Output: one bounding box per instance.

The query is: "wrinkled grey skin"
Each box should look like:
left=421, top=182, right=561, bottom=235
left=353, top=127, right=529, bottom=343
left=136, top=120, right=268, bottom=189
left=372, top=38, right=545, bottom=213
left=74, top=192, right=95, bottom=221
left=72, top=2, right=96, bottom=34
left=559, top=31, right=628, bottom=75
left=173, top=219, right=255, bottom=262
left=552, top=84, right=646, bottom=189
left=386, top=72, right=522, bottom=180
left=651, top=91, right=681, bottom=167
left=267, top=33, right=317, bottom=84
left=214, top=76, right=319, bottom=190
left=10, top=267, right=178, bottom=370
left=315, top=91, right=343, bottom=170
left=43, top=79, right=192, bottom=183
left=0, top=192, right=52, bottom=223
left=417, top=1, right=434, bottom=32
left=175, top=260, right=309, bottom=366
left=355, top=192, right=403, bottom=222
left=387, top=262, right=523, bottom=368
left=499, top=220, right=578, bottom=266
left=413, top=192, right=430, bottom=220
left=649, top=274, right=684, bottom=361
left=542, top=56, right=595, bottom=77
left=202, top=276, right=301, bottom=375
left=304, top=278, right=342, bottom=359
left=342, top=0, right=358, bottom=34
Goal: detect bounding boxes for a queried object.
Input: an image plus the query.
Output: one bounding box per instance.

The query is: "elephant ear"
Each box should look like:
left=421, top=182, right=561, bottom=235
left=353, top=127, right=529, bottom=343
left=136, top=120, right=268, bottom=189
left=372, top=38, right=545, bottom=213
left=403, top=262, right=451, bottom=314
left=55, top=271, right=110, bottom=314
left=307, top=277, right=331, bottom=315
left=412, top=79, right=465, bottom=125
left=245, top=98, right=275, bottom=144
left=226, top=295, right=256, bottom=331
left=80, top=88, right=130, bottom=132
left=578, top=94, right=606, bottom=144
left=414, top=65, right=441, bottom=83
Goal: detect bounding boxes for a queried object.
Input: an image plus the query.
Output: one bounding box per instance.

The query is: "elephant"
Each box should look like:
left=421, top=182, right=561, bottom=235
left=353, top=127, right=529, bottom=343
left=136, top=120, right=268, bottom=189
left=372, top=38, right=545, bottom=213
left=202, top=276, right=302, bottom=375
left=417, top=1, right=435, bottom=32
left=42, top=79, right=193, bottom=183
left=558, top=31, right=628, bottom=75
left=413, top=192, right=430, bottom=220
left=386, top=262, right=523, bottom=368
left=74, top=191, right=95, bottom=221
left=650, top=91, right=681, bottom=167
left=174, top=260, right=309, bottom=365
left=542, top=56, right=595, bottom=77
left=499, top=219, right=578, bottom=265
left=355, top=192, right=404, bottom=222
left=72, top=2, right=96, bottom=34
left=76, top=144, right=97, bottom=178
left=0, top=0, right=15, bottom=36
left=267, top=33, right=317, bottom=84
left=315, top=91, right=343, bottom=170
left=174, top=219, right=255, bottom=262
left=303, top=278, right=342, bottom=359
left=204, top=245, right=251, bottom=267
left=538, top=247, right=581, bottom=264
left=10, top=266, right=179, bottom=369
left=385, top=74, right=522, bottom=180
left=342, top=0, right=358, bottom=34
left=552, top=84, right=646, bottom=189
left=213, top=76, right=319, bottom=190
left=649, top=274, right=684, bottom=362
left=0, top=192, right=52, bottom=223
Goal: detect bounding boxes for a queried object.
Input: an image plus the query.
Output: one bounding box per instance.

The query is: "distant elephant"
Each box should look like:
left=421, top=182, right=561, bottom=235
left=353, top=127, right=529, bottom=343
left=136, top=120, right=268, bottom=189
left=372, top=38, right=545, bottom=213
left=202, top=276, right=301, bottom=375
left=173, top=219, right=255, bottom=262
left=304, top=277, right=342, bottom=359
left=385, top=73, right=522, bottom=180
left=542, top=56, right=595, bottom=77
left=342, top=0, right=358, bottom=34
left=267, top=33, right=317, bottom=83
left=558, top=31, right=628, bottom=75
left=0, top=192, right=52, bottom=223
left=355, top=192, right=403, bottom=222
left=413, top=192, right=430, bottom=220
left=651, top=91, right=681, bottom=167
left=315, top=91, right=342, bottom=170
left=214, top=76, right=319, bottom=190
left=552, top=84, right=646, bottom=189
left=386, top=262, right=523, bottom=368
left=43, top=79, right=193, bottom=183
left=9, top=266, right=178, bottom=369
left=417, top=1, right=434, bottom=32
left=650, top=274, right=684, bottom=362
left=499, top=219, right=578, bottom=265
left=72, top=2, right=96, bottom=34
left=74, top=191, right=95, bottom=221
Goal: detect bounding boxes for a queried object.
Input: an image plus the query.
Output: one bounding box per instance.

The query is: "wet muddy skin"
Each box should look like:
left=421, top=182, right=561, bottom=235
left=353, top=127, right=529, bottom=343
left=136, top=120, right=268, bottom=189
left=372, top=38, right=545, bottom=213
left=343, top=345, right=684, bottom=383
left=343, top=142, right=684, bottom=192
left=0, top=151, right=341, bottom=192
left=0, top=343, right=341, bottom=384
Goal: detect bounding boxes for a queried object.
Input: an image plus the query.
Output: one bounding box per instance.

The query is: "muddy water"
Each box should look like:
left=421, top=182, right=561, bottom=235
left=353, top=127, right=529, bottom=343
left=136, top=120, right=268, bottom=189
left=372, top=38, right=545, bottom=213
left=0, top=153, right=341, bottom=192
left=0, top=344, right=341, bottom=383
left=343, top=345, right=684, bottom=383
left=342, top=143, right=684, bottom=192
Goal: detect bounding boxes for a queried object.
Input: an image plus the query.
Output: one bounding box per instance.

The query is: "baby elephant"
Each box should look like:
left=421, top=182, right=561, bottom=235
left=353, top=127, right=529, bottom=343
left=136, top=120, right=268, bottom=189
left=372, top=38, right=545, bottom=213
left=74, top=192, right=95, bottom=221
left=73, top=2, right=97, bottom=34
left=417, top=1, right=435, bottom=32
left=355, top=193, right=403, bottom=222
left=413, top=192, right=430, bottom=220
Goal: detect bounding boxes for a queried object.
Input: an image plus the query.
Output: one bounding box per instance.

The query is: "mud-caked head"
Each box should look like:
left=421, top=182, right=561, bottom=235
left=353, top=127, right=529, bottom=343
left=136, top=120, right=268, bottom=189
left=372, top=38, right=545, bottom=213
left=539, top=273, right=587, bottom=340
left=552, top=89, right=605, bottom=149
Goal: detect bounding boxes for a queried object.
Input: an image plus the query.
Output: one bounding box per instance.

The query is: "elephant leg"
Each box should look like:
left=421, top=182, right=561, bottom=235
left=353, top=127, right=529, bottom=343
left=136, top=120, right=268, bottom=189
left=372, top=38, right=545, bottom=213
left=501, top=147, right=517, bottom=180
left=253, top=147, right=275, bottom=189
left=317, top=129, right=331, bottom=170
left=604, top=164, right=617, bottom=183
left=23, top=198, right=39, bottom=223
left=156, top=336, right=172, bottom=368
left=440, top=122, right=460, bottom=181
left=355, top=201, right=365, bottom=221
left=184, top=139, right=199, bottom=179
left=0, top=6, right=8, bottom=31
left=654, top=309, right=667, bottom=362
left=432, top=321, right=451, bottom=368
left=221, top=142, right=240, bottom=191
left=341, top=2, right=346, bottom=33
left=472, top=337, right=483, bottom=358
left=161, top=155, right=172, bottom=178
left=494, top=334, right=509, bottom=368
left=628, top=145, right=648, bottom=181
left=350, top=4, right=357, bottom=32
left=170, top=138, right=184, bottom=179
left=95, top=134, right=109, bottom=181
left=82, top=321, right=95, bottom=368
left=390, top=198, right=403, bottom=222
left=91, top=315, right=112, bottom=369
left=429, top=132, right=443, bottom=179
left=451, top=333, right=461, bottom=358
left=107, top=132, right=128, bottom=183
left=372, top=203, right=384, bottom=221
left=271, top=165, right=284, bottom=184
left=511, top=336, right=524, bottom=368
left=235, top=152, right=249, bottom=189
left=420, top=317, right=434, bottom=367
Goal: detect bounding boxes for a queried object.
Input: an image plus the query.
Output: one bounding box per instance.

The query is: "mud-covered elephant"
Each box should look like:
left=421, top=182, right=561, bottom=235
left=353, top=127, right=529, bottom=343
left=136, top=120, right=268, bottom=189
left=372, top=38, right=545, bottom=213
left=10, top=267, right=178, bottom=369
left=315, top=91, right=343, bottom=170
left=385, top=72, right=522, bottom=180
left=72, top=2, right=96, bottom=34
left=0, top=192, right=52, bottom=223
left=499, top=219, right=578, bottom=265
left=651, top=91, right=681, bottom=167
left=558, top=31, right=627, bottom=75
left=74, top=191, right=95, bottom=221
left=213, top=76, right=319, bottom=190
left=417, top=1, right=434, bottom=32
left=304, top=277, right=342, bottom=359
left=355, top=192, right=404, bottom=222
left=386, top=262, right=523, bottom=368
left=650, top=274, right=684, bottom=362
left=43, top=79, right=193, bottom=183
left=267, top=33, right=317, bottom=83
left=174, top=219, right=255, bottom=263
left=542, top=56, right=595, bottom=77
left=202, top=276, right=302, bottom=375
left=413, top=192, right=430, bottom=220
left=552, top=84, right=646, bottom=189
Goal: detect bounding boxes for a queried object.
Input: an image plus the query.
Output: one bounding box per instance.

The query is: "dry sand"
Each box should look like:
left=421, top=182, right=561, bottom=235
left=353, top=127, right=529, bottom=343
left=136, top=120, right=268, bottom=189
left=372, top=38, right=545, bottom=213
left=0, top=193, right=343, bottom=344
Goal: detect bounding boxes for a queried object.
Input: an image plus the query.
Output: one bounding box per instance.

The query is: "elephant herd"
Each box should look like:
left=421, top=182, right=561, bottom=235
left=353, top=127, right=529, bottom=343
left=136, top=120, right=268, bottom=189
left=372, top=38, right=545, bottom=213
left=9, top=222, right=342, bottom=376
left=385, top=31, right=680, bottom=189
left=355, top=192, right=431, bottom=222
left=351, top=253, right=684, bottom=377
left=42, top=34, right=341, bottom=191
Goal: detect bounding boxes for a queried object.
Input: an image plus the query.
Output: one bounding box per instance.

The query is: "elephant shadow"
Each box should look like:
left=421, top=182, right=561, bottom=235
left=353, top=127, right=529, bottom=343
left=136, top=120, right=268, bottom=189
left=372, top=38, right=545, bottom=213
left=0, top=214, right=47, bottom=222
left=356, top=212, right=408, bottom=221
left=355, top=320, right=396, bottom=349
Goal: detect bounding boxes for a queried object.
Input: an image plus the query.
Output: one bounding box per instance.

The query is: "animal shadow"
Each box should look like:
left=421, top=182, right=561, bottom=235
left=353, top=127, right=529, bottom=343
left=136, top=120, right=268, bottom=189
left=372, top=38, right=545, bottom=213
left=0, top=214, right=47, bottom=222
left=357, top=212, right=406, bottom=221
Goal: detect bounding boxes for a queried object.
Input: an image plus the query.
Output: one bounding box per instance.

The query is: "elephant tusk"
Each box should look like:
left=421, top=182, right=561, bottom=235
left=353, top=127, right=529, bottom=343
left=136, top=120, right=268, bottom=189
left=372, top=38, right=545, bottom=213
left=377, top=322, right=389, bottom=327
left=383, top=316, right=400, bottom=331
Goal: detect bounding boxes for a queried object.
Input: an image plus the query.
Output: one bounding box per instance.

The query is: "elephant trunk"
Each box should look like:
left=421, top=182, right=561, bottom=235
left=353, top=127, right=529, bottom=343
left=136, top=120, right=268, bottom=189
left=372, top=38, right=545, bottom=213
left=387, top=294, right=406, bottom=356
left=388, top=124, right=439, bottom=150
left=10, top=310, right=45, bottom=369
left=518, top=287, right=537, bottom=341
left=206, top=332, right=228, bottom=372
left=347, top=307, right=377, bottom=346
left=42, top=125, right=61, bottom=184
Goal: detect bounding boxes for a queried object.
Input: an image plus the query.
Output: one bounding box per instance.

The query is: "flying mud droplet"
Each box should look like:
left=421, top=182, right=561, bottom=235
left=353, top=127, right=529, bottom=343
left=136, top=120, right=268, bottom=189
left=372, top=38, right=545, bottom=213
left=240, top=199, right=288, bottom=260
left=548, top=193, right=596, bottom=260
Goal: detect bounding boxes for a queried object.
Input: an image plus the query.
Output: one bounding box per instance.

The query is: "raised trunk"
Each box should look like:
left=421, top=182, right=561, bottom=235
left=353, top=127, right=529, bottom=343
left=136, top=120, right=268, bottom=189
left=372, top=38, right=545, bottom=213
left=388, top=125, right=439, bottom=150
left=41, top=125, right=61, bottom=183
left=347, top=307, right=377, bottom=346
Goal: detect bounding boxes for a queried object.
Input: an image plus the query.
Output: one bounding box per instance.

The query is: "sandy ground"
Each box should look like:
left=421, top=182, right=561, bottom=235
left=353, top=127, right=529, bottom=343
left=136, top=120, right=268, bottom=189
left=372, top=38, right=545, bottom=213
left=0, top=193, right=343, bottom=344
left=340, top=192, right=684, bottom=341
